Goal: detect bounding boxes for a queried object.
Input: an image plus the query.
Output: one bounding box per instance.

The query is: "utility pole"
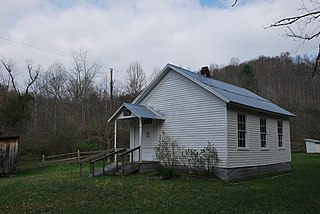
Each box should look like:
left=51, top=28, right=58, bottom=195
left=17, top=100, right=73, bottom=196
left=109, top=68, right=113, bottom=113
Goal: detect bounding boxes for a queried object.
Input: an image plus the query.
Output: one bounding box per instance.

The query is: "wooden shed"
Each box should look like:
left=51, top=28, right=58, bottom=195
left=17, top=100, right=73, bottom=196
left=305, top=139, right=320, bottom=153
left=0, top=136, right=19, bottom=176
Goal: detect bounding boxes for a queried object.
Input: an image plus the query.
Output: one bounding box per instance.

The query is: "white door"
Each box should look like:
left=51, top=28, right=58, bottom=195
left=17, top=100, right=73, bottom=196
left=142, top=119, right=154, bottom=161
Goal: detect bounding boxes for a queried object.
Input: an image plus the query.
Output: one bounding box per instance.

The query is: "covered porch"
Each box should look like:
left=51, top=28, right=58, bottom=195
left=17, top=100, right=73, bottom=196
left=108, top=103, right=165, bottom=162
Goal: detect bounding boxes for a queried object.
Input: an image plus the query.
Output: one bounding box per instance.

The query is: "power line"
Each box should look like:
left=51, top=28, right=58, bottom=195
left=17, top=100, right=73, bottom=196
left=0, top=35, right=71, bottom=59
left=0, top=35, right=126, bottom=79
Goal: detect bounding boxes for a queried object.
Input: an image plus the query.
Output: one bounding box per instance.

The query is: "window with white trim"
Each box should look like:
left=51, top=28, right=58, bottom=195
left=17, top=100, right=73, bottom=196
left=277, top=121, right=283, bottom=147
left=260, top=118, right=267, bottom=148
left=145, top=131, right=150, bottom=138
left=237, top=114, right=246, bottom=148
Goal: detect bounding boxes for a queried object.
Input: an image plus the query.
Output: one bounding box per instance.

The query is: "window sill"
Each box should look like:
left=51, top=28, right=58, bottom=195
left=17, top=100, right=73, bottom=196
left=278, top=147, right=285, bottom=150
left=237, top=148, right=249, bottom=151
left=260, top=148, right=270, bottom=151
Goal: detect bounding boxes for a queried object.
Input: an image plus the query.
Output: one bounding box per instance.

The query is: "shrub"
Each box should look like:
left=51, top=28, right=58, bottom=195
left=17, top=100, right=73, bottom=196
left=185, top=148, right=205, bottom=172
left=185, top=142, right=220, bottom=174
left=156, top=165, right=178, bottom=180
left=201, top=142, right=220, bottom=174
left=154, top=132, right=220, bottom=176
left=154, top=132, right=183, bottom=167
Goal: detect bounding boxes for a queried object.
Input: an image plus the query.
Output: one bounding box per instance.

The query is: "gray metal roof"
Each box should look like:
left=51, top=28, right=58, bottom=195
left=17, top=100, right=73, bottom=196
left=123, top=103, right=164, bottom=120
left=304, top=139, right=320, bottom=143
left=168, top=64, right=295, bottom=117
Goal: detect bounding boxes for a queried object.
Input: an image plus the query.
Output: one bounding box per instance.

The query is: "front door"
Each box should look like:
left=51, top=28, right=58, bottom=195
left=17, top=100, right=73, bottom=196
left=142, top=119, right=153, bottom=161
left=132, top=119, right=159, bottom=161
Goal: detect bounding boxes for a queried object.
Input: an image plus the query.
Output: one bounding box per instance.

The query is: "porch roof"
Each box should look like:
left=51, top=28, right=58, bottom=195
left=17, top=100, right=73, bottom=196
left=107, top=103, right=165, bottom=123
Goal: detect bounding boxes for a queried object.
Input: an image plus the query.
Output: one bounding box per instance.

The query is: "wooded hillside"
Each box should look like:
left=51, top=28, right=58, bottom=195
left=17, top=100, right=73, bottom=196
left=0, top=52, right=318, bottom=155
left=210, top=52, right=320, bottom=151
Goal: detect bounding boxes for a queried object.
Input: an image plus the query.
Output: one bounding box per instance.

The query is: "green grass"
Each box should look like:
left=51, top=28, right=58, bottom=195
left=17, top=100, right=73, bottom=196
left=1, top=153, right=320, bottom=213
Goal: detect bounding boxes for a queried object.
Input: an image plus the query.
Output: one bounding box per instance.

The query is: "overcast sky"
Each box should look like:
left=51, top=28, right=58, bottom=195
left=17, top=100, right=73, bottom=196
left=0, top=0, right=318, bottom=82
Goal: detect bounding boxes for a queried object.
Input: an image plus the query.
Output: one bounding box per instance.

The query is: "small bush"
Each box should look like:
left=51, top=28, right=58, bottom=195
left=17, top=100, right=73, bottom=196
left=154, top=132, right=220, bottom=176
left=156, top=165, right=178, bottom=180
left=154, top=132, right=183, bottom=167
left=201, top=142, right=220, bottom=174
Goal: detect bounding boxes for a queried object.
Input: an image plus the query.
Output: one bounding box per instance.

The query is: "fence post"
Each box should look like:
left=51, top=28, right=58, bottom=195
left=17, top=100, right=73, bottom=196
left=77, top=150, right=80, bottom=161
left=42, top=155, right=45, bottom=164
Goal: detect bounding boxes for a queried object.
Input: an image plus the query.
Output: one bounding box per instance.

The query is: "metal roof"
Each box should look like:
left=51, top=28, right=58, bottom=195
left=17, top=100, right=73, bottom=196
left=168, top=64, right=295, bottom=117
left=107, top=103, right=164, bottom=123
left=304, top=139, right=320, bottom=143
left=123, top=103, right=165, bottom=120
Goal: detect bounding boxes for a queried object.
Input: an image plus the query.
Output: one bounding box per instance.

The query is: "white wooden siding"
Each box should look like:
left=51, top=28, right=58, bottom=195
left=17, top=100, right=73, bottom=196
left=138, top=70, right=227, bottom=167
left=227, top=109, right=291, bottom=168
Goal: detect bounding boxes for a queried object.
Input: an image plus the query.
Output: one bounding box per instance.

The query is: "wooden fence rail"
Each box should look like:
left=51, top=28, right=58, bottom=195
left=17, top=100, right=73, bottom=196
left=42, top=150, right=106, bottom=164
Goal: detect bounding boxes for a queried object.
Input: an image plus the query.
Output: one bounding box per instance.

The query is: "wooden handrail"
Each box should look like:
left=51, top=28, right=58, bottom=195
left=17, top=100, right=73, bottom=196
left=118, top=146, right=141, bottom=176
left=80, top=148, right=117, bottom=176
left=118, top=146, right=141, bottom=157
left=80, top=147, right=141, bottom=177
left=89, top=148, right=126, bottom=177
left=79, top=148, right=115, bottom=164
left=90, top=148, right=126, bottom=163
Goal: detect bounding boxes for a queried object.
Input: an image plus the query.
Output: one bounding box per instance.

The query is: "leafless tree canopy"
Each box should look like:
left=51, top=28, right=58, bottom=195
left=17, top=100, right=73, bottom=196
left=0, top=58, right=39, bottom=94
left=268, top=0, right=320, bottom=76
left=25, top=63, right=40, bottom=95
left=68, top=48, right=102, bottom=102
left=125, top=61, right=146, bottom=100
left=0, top=58, right=18, bottom=92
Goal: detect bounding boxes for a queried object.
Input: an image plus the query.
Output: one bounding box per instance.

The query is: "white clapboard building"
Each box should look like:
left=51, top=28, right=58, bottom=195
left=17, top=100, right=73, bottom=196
left=108, top=64, right=295, bottom=181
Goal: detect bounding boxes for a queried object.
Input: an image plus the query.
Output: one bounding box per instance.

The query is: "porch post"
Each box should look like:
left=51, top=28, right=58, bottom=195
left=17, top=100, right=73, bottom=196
left=139, top=117, right=142, bottom=162
left=114, top=119, right=117, bottom=162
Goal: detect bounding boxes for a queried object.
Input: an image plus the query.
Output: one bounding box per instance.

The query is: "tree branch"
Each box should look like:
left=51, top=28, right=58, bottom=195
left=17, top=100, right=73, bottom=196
left=0, top=59, right=19, bottom=94
left=267, top=0, right=320, bottom=76
left=231, top=0, right=238, bottom=7
left=269, top=11, right=320, bottom=28
left=25, top=64, right=40, bottom=95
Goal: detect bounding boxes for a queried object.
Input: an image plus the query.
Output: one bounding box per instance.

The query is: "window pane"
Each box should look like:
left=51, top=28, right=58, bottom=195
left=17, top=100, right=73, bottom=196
left=261, top=133, right=266, bottom=147
left=238, top=114, right=246, bottom=148
left=277, top=121, right=283, bottom=147
left=260, top=119, right=267, bottom=148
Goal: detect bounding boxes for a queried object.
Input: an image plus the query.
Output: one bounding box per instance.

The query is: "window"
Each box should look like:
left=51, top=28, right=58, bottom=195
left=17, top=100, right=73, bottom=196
left=260, top=118, right=267, bottom=148
left=123, top=108, right=131, bottom=116
left=277, top=121, right=283, bottom=147
left=237, top=114, right=246, bottom=148
left=145, top=131, right=150, bottom=138
left=143, top=118, right=152, bottom=125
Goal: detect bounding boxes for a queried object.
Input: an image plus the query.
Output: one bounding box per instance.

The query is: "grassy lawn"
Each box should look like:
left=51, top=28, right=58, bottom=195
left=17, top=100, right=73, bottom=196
left=0, top=153, right=320, bottom=213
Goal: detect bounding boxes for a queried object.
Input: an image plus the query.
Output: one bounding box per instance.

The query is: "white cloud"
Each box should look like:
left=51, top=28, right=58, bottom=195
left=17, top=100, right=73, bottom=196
left=0, top=0, right=318, bottom=82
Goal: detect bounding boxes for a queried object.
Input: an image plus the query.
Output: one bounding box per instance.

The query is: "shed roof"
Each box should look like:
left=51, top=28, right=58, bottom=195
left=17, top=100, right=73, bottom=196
left=0, top=136, right=20, bottom=141
left=166, top=64, right=295, bottom=117
left=107, top=103, right=164, bottom=123
left=123, top=103, right=164, bottom=120
left=304, top=139, right=320, bottom=143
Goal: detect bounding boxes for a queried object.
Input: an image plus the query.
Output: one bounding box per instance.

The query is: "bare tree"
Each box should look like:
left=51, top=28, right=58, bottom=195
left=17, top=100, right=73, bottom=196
left=0, top=58, right=18, bottom=93
left=267, top=0, right=320, bottom=76
left=25, top=62, right=40, bottom=95
left=0, top=59, right=40, bottom=134
left=41, top=62, right=68, bottom=131
left=229, top=57, right=240, bottom=66
left=125, top=61, right=146, bottom=100
left=43, top=62, right=67, bottom=101
left=67, top=47, right=102, bottom=125
left=148, top=66, right=161, bottom=84
left=0, top=58, right=39, bottom=95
